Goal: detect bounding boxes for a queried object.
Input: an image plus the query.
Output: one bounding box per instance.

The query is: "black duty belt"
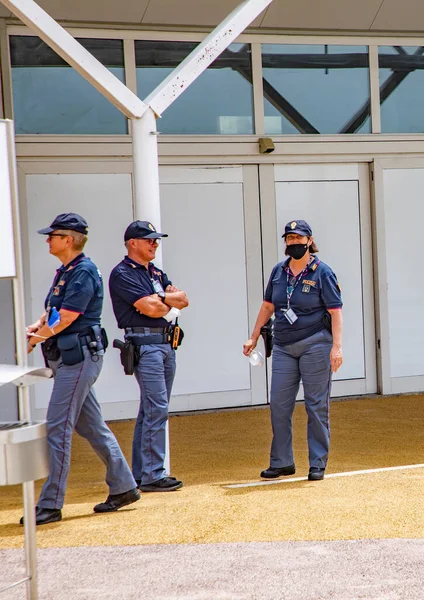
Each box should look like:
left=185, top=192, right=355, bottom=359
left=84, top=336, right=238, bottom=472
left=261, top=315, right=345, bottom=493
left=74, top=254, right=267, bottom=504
left=125, top=327, right=170, bottom=334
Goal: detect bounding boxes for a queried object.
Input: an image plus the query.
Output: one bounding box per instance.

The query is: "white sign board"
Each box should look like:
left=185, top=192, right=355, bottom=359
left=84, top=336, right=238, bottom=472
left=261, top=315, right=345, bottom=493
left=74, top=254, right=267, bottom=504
left=0, top=120, right=16, bottom=278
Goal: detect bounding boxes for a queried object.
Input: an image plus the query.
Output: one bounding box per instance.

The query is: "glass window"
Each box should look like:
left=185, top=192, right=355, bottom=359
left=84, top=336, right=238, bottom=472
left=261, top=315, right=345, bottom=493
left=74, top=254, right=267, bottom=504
left=262, top=44, right=371, bottom=135
left=10, top=36, right=127, bottom=134
left=135, top=41, right=254, bottom=134
left=379, top=46, right=424, bottom=134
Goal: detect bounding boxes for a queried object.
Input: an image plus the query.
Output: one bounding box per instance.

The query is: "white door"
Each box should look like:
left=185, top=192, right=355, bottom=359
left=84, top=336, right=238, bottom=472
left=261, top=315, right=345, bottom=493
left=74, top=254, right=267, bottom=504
left=19, top=162, right=267, bottom=418
left=159, top=165, right=266, bottom=412
left=260, top=163, right=377, bottom=397
left=373, top=158, right=424, bottom=394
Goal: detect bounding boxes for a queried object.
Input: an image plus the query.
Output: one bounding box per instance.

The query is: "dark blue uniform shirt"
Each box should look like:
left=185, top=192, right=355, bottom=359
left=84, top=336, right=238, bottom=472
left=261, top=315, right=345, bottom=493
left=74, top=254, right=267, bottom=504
left=264, top=256, right=342, bottom=347
left=109, top=256, right=172, bottom=328
left=44, top=253, right=103, bottom=337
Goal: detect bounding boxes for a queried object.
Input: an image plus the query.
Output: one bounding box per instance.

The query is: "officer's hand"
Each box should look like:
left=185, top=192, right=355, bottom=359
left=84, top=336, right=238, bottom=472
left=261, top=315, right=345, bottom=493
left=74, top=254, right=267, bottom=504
left=26, top=324, right=40, bottom=338
left=243, top=338, right=257, bottom=356
left=330, top=345, right=343, bottom=372
left=166, top=285, right=179, bottom=292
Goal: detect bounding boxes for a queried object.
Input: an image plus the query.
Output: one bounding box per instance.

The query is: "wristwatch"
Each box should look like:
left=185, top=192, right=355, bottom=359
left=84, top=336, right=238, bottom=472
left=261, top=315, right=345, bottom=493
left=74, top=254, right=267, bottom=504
left=158, top=291, right=166, bottom=302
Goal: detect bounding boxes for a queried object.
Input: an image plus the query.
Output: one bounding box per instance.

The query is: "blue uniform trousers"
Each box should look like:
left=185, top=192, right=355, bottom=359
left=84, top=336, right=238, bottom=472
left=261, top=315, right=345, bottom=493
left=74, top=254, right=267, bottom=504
left=131, top=342, right=176, bottom=485
left=270, top=329, right=333, bottom=470
left=38, top=347, right=136, bottom=509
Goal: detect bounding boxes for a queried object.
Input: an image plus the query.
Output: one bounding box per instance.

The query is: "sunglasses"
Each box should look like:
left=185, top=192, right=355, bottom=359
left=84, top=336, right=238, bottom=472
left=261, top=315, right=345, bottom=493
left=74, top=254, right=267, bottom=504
left=47, top=233, right=70, bottom=240
left=144, top=238, right=161, bottom=246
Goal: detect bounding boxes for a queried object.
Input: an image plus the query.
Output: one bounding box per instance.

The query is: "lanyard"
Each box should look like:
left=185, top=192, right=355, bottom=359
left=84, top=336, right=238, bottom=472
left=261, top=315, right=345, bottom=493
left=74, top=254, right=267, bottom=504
left=286, top=265, right=309, bottom=308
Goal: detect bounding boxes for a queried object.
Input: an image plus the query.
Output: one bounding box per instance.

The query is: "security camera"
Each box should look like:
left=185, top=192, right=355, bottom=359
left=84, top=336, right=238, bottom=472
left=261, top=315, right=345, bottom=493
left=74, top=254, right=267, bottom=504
left=258, top=137, right=275, bottom=154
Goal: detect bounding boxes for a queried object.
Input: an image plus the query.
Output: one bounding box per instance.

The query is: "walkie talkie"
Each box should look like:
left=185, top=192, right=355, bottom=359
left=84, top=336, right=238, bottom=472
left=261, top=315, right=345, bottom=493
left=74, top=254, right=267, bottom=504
left=172, top=319, right=181, bottom=349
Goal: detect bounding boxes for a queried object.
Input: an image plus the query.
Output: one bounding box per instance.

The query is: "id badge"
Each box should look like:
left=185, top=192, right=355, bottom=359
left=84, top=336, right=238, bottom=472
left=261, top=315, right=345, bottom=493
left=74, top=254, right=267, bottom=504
left=282, top=307, right=298, bottom=325
left=152, top=279, right=164, bottom=294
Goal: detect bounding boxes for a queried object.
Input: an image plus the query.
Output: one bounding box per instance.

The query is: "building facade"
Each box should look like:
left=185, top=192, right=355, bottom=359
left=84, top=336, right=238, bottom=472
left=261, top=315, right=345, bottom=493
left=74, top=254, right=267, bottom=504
left=1, top=1, right=424, bottom=420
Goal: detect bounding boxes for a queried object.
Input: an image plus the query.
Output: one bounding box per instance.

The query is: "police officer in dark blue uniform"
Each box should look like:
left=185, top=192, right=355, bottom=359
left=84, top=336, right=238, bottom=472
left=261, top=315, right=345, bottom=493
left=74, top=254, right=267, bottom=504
left=243, top=220, right=343, bottom=481
left=24, top=213, right=139, bottom=525
left=109, top=221, right=189, bottom=492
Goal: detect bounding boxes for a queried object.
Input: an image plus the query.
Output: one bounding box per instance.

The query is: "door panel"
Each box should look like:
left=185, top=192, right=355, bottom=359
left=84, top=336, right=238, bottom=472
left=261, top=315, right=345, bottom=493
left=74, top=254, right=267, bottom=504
left=160, top=166, right=266, bottom=411
left=25, top=172, right=137, bottom=418
left=261, top=163, right=377, bottom=398
left=275, top=180, right=364, bottom=381
left=373, top=159, right=424, bottom=394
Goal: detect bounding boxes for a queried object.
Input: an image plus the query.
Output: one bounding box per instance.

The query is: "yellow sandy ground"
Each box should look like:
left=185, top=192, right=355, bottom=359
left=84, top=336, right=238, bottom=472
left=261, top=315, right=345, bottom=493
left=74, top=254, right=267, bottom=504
left=0, top=395, right=423, bottom=549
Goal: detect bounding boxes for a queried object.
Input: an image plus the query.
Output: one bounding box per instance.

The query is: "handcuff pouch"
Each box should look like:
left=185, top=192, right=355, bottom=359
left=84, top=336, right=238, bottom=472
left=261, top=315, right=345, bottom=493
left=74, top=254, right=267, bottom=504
left=57, top=333, right=84, bottom=366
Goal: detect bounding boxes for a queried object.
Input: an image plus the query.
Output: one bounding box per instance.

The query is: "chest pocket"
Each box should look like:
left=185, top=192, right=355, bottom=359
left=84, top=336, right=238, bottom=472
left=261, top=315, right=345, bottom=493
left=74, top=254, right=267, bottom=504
left=301, top=280, right=319, bottom=294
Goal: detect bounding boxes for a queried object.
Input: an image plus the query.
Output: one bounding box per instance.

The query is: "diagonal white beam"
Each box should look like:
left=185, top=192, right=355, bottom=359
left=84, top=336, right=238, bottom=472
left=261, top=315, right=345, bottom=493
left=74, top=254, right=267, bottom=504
left=1, top=0, right=148, bottom=119
left=146, top=0, right=274, bottom=117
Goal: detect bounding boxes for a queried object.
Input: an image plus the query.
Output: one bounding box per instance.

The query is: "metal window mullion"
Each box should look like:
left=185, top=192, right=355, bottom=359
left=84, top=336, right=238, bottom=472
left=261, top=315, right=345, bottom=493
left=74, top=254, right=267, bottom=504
left=123, top=38, right=137, bottom=95
left=0, top=22, right=14, bottom=120
left=369, top=45, right=381, bottom=134
left=251, top=41, right=265, bottom=135
left=123, top=38, right=137, bottom=136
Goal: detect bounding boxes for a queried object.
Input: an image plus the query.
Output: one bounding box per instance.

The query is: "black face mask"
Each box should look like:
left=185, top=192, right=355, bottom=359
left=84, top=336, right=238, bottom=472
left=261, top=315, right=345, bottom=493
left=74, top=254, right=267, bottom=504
left=286, top=243, right=309, bottom=260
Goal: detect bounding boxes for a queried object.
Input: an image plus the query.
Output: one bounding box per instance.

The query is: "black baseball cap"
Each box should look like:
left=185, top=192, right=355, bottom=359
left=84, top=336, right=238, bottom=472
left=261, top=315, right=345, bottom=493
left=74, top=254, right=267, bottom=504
left=38, top=213, right=89, bottom=235
left=282, top=219, right=312, bottom=238
left=124, top=220, right=168, bottom=242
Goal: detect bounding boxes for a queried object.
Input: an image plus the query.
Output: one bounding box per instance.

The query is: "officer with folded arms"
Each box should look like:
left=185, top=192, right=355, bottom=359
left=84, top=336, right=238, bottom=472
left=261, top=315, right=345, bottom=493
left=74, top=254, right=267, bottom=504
left=23, top=213, right=139, bottom=525
left=109, top=221, right=189, bottom=492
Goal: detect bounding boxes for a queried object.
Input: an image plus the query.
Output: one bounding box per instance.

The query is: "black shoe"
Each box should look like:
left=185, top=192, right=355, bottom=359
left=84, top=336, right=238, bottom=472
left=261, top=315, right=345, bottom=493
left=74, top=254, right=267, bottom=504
left=139, top=477, right=183, bottom=492
left=308, top=467, right=325, bottom=481
left=260, top=464, right=296, bottom=479
left=20, top=507, right=62, bottom=526
left=93, top=487, right=141, bottom=513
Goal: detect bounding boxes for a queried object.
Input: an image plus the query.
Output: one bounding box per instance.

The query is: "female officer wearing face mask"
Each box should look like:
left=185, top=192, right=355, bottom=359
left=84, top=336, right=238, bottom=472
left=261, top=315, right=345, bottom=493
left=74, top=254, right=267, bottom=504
left=243, top=220, right=343, bottom=481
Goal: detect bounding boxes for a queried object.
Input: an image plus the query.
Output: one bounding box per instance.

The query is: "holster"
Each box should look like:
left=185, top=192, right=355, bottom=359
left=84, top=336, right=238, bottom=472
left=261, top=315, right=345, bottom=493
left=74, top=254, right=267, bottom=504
left=41, top=337, right=60, bottom=366
left=113, top=339, right=140, bottom=375
left=260, top=319, right=274, bottom=358
left=322, top=312, right=332, bottom=333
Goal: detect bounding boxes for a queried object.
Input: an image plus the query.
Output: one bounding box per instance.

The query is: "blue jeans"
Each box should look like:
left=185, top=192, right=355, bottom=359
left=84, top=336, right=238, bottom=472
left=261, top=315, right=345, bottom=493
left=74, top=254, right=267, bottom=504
left=39, top=348, right=136, bottom=509
left=270, top=329, right=333, bottom=470
left=131, top=343, right=176, bottom=485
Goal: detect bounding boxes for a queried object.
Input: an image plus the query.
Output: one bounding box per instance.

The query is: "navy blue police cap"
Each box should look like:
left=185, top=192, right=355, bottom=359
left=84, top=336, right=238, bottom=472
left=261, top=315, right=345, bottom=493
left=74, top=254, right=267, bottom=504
left=124, top=220, right=168, bottom=241
left=38, top=213, right=89, bottom=235
left=282, top=219, right=312, bottom=238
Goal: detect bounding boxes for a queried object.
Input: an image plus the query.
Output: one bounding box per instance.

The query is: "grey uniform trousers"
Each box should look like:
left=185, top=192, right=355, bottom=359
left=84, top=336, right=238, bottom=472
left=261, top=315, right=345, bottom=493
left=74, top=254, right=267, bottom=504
left=131, top=342, right=176, bottom=485
left=269, top=328, right=333, bottom=470
left=38, top=347, right=136, bottom=509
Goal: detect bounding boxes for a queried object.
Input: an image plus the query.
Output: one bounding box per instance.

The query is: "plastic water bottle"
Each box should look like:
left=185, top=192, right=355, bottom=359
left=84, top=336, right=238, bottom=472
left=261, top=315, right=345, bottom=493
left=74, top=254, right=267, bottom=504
left=249, top=349, right=264, bottom=367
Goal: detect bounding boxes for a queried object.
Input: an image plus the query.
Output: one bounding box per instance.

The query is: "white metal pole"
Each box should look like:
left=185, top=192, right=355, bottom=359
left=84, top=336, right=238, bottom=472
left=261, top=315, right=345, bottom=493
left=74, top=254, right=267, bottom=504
left=131, top=110, right=161, bottom=230
left=131, top=111, right=170, bottom=472
left=6, top=119, right=38, bottom=600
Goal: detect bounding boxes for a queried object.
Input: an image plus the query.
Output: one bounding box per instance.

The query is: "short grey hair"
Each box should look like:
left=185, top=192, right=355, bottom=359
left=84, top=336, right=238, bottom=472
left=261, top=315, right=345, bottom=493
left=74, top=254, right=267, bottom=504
left=56, top=229, right=88, bottom=251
